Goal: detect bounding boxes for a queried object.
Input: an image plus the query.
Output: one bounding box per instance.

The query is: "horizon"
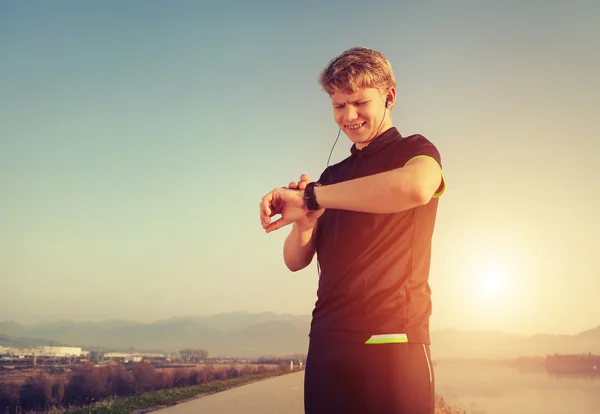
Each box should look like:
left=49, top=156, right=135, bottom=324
left=2, top=1, right=599, bottom=338
left=2, top=310, right=600, bottom=366
left=1, top=311, right=598, bottom=339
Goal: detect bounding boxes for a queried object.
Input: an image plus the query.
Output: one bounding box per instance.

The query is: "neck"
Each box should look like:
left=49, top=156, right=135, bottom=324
left=355, top=124, right=394, bottom=150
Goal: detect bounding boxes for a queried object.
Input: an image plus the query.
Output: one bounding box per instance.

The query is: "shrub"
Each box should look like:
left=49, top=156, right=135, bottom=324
left=0, top=382, right=20, bottom=413
left=225, top=367, right=240, bottom=379
left=131, top=362, right=158, bottom=393
left=203, top=364, right=217, bottom=382
left=64, top=363, right=111, bottom=406
left=107, top=364, right=136, bottom=397
left=240, top=364, right=257, bottom=376
left=49, top=377, right=65, bottom=407
left=8, top=359, right=287, bottom=413
left=172, top=368, right=190, bottom=387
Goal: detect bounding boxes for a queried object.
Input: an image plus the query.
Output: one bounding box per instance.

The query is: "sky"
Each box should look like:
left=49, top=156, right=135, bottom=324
left=1, top=0, right=599, bottom=336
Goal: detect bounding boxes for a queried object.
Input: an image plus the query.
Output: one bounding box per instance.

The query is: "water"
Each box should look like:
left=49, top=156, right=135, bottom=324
left=433, top=360, right=600, bottom=414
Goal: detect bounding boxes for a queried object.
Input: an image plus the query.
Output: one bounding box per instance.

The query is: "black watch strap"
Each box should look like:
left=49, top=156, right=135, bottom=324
left=304, top=182, right=322, bottom=211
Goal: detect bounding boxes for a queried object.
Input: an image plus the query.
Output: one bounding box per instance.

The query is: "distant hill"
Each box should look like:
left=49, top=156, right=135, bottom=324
left=429, top=327, right=600, bottom=359
left=0, top=312, right=312, bottom=357
left=0, top=334, right=69, bottom=349
left=1, top=313, right=598, bottom=359
left=0, top=321, right=26, bottom=338
left=574, top=325, right=600, bottom=341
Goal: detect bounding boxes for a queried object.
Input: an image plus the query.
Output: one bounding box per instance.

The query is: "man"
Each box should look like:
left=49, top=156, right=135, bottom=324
left=259, top=47, right=445, bottom=414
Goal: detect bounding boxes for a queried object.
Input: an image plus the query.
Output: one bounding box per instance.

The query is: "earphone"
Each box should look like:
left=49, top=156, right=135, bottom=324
left=318, top=95, right=391, bottom=278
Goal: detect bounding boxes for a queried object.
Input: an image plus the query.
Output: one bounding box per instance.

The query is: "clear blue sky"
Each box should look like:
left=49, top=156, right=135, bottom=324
left=1, top=0, right=599, bottom=335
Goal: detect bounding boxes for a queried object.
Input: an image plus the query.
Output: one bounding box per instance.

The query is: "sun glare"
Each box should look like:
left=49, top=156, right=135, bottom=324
left=478, top=266, right=509, bottom=298
left=465, top=256, right=524, bottom=327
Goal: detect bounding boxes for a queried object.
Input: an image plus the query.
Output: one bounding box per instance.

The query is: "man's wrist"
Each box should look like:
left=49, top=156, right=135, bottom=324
left=293, top=220, right=316, bottom=232
left=303, top=182, right=322, bottom=211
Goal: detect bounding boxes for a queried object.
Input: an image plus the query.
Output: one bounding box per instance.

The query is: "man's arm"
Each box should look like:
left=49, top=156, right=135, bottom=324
left=283, top=221, right=318, bottom=272
left=313, top=156, right=444, bottom=214
left=281, top=174, right=321, bottom=272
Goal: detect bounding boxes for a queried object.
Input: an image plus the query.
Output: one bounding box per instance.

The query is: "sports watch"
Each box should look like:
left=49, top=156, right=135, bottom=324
left=303, top=182, right=322, bottom=211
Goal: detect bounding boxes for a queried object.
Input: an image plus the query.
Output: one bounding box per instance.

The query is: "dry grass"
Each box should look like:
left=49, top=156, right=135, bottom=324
left=0, top=361, right=293, bottom=413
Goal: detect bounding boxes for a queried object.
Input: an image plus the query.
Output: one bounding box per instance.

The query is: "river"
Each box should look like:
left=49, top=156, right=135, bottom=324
left=433, top=360, right=600, bottom=414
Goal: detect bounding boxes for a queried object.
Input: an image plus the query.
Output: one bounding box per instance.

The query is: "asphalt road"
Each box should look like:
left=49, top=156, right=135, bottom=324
left=154, top=371, right=305, bottom=414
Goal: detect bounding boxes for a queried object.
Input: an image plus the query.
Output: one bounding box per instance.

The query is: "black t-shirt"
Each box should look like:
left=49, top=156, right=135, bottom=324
left=311, top=127, right=445, bottom=345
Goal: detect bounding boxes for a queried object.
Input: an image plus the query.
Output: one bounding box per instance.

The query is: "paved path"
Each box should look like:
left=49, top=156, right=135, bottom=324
left=154, top=371, right=305, bottom=414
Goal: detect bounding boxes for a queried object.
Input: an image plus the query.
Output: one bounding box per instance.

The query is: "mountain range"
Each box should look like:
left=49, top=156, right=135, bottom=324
left=0, top=312, right=311, bottom=357
left=1, top=312, right=599, bottom=359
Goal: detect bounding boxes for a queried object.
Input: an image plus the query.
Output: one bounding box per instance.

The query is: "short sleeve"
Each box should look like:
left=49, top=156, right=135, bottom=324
left=402, top=135, right=446, bottom=198
left=316, top=166, right=333, bottom=186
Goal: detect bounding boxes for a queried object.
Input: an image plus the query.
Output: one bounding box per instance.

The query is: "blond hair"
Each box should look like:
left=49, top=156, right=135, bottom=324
left=318, top=47, right=396, bottom=96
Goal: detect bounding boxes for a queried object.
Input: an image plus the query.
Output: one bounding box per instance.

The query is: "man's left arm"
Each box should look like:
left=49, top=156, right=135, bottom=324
left=313, top=156, right=445, bottom=214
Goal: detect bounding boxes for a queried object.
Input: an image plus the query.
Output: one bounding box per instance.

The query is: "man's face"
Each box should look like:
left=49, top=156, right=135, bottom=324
left=330, top=87, right=393, bottom=149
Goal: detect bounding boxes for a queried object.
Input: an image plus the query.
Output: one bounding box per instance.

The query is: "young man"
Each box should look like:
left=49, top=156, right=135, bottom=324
left=259, top=47, right=445, bottom=414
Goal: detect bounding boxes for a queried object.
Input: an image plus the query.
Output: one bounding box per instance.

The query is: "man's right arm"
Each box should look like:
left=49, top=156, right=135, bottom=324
left=281, top=172, right=324, bottom=271
left=283, top=220, right=318, bottom=272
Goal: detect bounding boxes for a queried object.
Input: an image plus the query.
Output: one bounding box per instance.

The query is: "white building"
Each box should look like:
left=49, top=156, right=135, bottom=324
left=0, top=346, right=86, bottom=358
left=103, top=352, right=165, bottom=362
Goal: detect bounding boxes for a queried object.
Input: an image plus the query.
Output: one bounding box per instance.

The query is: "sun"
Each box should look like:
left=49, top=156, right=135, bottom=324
left=477, top=266, right=509, bottom=298
left=464, top=258, right=524, bottom=327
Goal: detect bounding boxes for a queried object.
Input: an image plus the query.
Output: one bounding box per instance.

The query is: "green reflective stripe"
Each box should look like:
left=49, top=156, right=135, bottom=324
left=365, top=334, right=408, bottom=344
left=404, top=155, right=446, bottom=198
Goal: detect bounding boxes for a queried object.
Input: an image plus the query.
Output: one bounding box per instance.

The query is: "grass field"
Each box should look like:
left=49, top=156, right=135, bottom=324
left=0, top=363, right=280, bottom=385
left=50, top=369, right=291, bottom=414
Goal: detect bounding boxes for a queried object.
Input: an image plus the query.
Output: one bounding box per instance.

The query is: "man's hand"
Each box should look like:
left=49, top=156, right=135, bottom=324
left=260, top=187, right=309, bottom=233
left=286, top=174, right=324, bottom=231
left=260, top=174, right=326, bottom=234
left=288, top=174, right=311, bottom=191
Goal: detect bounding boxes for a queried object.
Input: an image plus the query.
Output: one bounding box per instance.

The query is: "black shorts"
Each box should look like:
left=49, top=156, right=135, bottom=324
left=304, top=338, right=435, bottom=414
